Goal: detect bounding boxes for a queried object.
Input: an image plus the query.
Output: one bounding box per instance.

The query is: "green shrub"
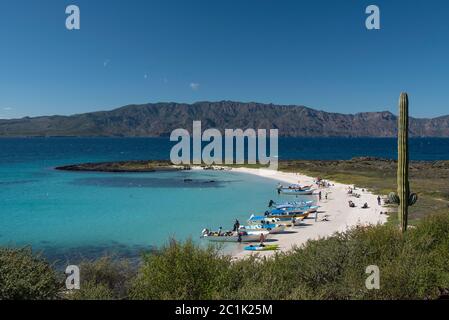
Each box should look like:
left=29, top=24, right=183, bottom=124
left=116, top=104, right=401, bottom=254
left=69, top=281, right=114, bottom=300
left=69, top=256, right=134, bottom=300
left=130, top=239, right=232, bottom=299
left=0, top=247, right=60, bottom=300
left=225, top=215, right=449, bottom=300
left=2, top=213, right=449, bottom=300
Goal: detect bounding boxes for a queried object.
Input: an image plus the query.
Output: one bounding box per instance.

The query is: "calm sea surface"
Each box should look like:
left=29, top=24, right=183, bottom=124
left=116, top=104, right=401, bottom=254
left=1, top=137, right=448, bottom=263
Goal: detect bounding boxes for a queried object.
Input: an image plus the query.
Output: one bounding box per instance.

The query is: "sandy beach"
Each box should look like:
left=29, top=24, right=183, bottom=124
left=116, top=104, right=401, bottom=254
left=227, top=167, right=389, bottom=259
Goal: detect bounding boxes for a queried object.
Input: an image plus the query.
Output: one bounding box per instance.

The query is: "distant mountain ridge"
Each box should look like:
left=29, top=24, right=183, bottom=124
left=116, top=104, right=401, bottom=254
left=1, top=101, right=449, bottom=137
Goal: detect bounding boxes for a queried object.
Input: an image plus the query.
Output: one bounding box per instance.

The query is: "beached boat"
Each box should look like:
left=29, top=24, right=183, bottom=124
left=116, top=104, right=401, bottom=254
left=278, top=188, right=315, bottom=195
left=239, top=223, right=285, bottom=234
left=267, top=212, right=310, bottom=219
left=265, top=209, right=311, bottom=219
left=248, top=215, right=304, bottom=226
left=200, top=229, right=269, bottom=242
left=277, top=183, right=313, bottom=191
left=269, top=200, right=315, bottom=208
left=273, top=205, right=319, bottom=214
left=244, top=244, right=279, bottom=251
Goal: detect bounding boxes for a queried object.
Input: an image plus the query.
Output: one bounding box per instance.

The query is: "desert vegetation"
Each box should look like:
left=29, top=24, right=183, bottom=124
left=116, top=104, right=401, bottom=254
left=2, top=212, right=449, bottom=300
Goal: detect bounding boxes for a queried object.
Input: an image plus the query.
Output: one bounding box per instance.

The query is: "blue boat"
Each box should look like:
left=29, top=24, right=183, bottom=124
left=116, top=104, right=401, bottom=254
left=265, top=208, right=311, bottom=219
left=268, top=200, right=315, bottom=208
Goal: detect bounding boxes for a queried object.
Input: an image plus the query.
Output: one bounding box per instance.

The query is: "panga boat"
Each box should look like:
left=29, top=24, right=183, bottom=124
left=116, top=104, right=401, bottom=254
left=244, top=244, right=279, bottom=251
left=265, top=209, right=311, bottom=219
left=239, top=223, right=285, bottom=234
left=269, top=200, right=314, bottom=208
left=273, top=205, right=319, bottom=214
left=277, top=188, right=315, bottom=195
left=248, top=215, right=304, bottom=226
left=277, top=183, right=313, bottom=190
left=201, top=229, right=269, bottom=242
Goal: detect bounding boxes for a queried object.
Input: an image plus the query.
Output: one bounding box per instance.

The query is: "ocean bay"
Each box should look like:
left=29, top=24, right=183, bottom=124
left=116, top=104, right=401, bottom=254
left=1, top=137, right=449, bottom=262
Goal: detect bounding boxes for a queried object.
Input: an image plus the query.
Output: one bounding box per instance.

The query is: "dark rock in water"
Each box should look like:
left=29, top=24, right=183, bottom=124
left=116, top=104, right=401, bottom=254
left=71, top=176, right=225, bottom=189
left=55, top=160, right=190, bottom=173
left=184, top=179, right=193, bottom=182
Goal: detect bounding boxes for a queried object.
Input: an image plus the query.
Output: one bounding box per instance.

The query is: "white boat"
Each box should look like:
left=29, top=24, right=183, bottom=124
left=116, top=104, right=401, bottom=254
left=273, top=205, right=320, bottom=214
left=239, top=223, right=285, bottom=234
left=248, top=215, right=303, bottom=227
left=200, top=229, right=270, bottom=242
left=268, top=200, right=314, bottom=208
left=277, top=183, right=313, bottom=190
left=278, top=188, right=315, bottom=195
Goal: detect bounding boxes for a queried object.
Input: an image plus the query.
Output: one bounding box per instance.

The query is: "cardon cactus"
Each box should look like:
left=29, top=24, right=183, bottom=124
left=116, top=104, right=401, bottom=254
left=389, top=93, right=418, bottom=232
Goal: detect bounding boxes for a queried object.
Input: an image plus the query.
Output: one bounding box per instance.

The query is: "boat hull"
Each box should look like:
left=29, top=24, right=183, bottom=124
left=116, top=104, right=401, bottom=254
left=274, top=201, right=314, bottom=209
left=272, top=205, right=319, bottom=214
left=248, top=215, right=304, bottom=227
left=240, top=224, right=285, bottom=234
left=267, top=212, right=310, bottom=219
left=201, top=231, right=270, bottom=242
left=278, top=189, right=315, bottom=195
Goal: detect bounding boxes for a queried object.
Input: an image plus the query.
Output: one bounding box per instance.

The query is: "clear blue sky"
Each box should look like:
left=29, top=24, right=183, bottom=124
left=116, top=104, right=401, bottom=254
left=0, top=0, right=448, bottom=119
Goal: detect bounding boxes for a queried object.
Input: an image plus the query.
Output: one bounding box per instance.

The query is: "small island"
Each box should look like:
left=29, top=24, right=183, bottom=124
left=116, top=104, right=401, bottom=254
left=55, top=160, right=191, bottom=173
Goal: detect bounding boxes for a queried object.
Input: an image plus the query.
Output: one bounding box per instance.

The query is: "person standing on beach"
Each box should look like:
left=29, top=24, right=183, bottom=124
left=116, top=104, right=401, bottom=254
left=318, top=191, right=322, bottom=201
left=259, top=233, right=265, bottom=245
left=233, top=219, right=240, bottom=231
left=377, top=196, right=381, bottom=206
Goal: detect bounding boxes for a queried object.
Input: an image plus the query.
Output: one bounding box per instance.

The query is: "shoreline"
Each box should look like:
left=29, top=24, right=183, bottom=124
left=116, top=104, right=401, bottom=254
left=222, top=167, right=389, bottom=259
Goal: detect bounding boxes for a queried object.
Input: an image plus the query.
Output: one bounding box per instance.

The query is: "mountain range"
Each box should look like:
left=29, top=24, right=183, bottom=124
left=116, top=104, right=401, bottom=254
left=1, top=101, right=449, bottom=137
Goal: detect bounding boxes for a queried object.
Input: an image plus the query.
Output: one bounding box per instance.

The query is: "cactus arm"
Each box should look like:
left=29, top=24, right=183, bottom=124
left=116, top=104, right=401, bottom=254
left=389, top=192, right=400, bottom=204
left=409, top=193, right=418, bottom=206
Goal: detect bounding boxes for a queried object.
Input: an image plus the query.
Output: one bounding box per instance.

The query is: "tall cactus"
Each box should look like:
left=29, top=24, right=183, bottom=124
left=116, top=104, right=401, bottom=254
left=388, top=92, right=417, bottom=232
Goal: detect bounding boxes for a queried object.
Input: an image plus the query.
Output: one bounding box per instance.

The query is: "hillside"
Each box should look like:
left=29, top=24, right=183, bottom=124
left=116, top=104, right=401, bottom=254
left=1, top=101, right=449, bottom=137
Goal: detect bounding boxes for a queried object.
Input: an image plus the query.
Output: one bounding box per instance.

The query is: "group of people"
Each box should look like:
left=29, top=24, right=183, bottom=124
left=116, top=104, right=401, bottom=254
left=318, top=191, right=328, bottom=201
left=316, top=177, right=332, bottom=188
left=347, top=188, right=362, bottom=198
left=348, top=200, right=369, bottom=209
left=347, top=185, right=386, bottom=208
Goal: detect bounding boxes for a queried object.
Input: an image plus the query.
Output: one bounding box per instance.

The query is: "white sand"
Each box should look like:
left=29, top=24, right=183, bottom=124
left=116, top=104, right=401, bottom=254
left=227, top=167, right=389, bottom=259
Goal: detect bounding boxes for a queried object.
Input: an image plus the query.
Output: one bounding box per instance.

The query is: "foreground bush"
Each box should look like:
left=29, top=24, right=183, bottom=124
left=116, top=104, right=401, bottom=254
left=0, top=248, right=60, bottom=300
left=2, top=213, right=449, bottom=300
left=69, top=256, right=135, bottom=300
left=128, top=213, right=449, bottom=300
left=228, top=214, right=449, bottom=300
left=130, top=240, right=232, bottom=299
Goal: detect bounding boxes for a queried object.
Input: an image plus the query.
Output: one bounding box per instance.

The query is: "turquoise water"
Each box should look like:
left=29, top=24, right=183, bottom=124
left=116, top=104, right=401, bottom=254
left=2, top=137, right=448, bottom=263
left=0, top=148, right=302, bottom=262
